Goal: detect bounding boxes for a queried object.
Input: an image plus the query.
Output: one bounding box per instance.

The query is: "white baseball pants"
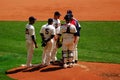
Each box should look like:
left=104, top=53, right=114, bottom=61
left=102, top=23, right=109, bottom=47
left=26, top=40, right=34, bottom=67
left=73, top=36, right=79, bottom=61
left=42, top=39, right=54, bottom=65
left=51, top=39, right=58, bottom=62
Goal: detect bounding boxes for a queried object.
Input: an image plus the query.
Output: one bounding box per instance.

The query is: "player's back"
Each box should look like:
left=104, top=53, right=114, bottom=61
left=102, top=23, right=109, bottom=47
left=60, top=23, right=77, bottom=41
left=25, top=24, right=35, bottom=41
left=40, top=24, right=55, bottom=40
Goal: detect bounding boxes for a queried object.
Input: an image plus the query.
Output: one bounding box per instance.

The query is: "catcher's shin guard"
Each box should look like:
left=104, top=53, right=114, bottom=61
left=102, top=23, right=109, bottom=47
left=62, top=51, right=68, bottom=64
left=68, top=50, right=74, bottom=63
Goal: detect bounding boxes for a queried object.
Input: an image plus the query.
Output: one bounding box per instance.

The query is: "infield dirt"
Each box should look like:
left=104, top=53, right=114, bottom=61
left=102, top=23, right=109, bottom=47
left=0, top=0, right=120, bottom=21
left=7, top=62, right=120, bottom=80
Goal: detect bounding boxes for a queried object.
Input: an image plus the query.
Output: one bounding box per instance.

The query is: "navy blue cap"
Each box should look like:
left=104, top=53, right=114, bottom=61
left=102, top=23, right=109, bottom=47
left=54, top=11, right=61, bottom=16
left=48, top=18, right=53, bottom=24
left=29, top=16, right=36, bottom=21
left=64, top=14, right=72, bottom=21
left=67, top=10, right=72, bottom=14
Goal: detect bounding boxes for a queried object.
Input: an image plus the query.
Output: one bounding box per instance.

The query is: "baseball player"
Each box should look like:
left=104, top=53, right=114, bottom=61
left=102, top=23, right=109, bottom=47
left=51, top=11, right=61, bottom=64
left=25, top=16, right=38, bottom=67
left=67, top=10, right=81, bottom=63
left=40, top=18, right=55, bottom=66
left=59, top=15, right=77, bottom=68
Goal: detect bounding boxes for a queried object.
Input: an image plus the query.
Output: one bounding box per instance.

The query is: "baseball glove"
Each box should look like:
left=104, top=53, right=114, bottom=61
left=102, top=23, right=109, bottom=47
left=56, top=41, right=62, bottom=48
left=41, top=41, right=47, bottom=47
left=56, top=37, right=62, bottom=48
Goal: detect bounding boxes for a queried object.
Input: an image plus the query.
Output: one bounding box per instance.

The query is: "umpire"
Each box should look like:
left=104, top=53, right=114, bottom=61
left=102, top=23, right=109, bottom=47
left=67, top=10, right=81, bottom=63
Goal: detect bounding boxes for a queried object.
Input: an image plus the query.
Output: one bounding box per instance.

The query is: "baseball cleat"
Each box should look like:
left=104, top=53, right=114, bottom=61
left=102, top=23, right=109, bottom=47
left=21, top=64, right=33, bottom=68
left=68, top=63, right=73, bottom=68
left=63, top=64, right=68, bottom=69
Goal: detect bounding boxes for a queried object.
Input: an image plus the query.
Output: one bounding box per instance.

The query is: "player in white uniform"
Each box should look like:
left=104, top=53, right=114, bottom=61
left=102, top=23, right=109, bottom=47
left=25, top=16, right=38, bottom=67
left=59, top=15, right=77, bottom=68
left=51, top=11, right=61, bottom=64
left=40, top=18, right=55, bottom=66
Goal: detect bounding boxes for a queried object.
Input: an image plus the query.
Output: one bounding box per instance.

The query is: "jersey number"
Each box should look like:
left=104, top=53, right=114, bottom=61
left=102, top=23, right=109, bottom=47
left=45, top=28, right=49, bottom=34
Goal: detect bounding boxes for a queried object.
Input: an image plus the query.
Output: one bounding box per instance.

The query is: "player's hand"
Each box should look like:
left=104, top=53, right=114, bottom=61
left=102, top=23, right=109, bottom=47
left=74, top=39, right=77, bottom=44
left=54, top=36, right=57, bottom=41
left=35, top=44, right=38, bottom=48
left=41, top=41, right=47, bottom=47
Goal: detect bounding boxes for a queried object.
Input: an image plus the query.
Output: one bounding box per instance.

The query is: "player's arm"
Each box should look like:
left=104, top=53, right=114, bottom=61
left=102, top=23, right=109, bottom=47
left=40, top=33, right=45, bottom=41
left=45, top=35, right=55, bottom=42
left=73, top=25, right=77, bottom=43
left=30, top=28, right=38, bottom=48
left=40, top=32, right=54, bottom=42
left=45, top=27, right=55, bottom=42
left=40, top=33, right=46, bottom=47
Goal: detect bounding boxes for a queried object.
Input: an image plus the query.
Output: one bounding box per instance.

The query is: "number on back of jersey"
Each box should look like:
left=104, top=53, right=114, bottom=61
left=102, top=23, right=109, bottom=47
left=45, top=28, right=49, bottom=34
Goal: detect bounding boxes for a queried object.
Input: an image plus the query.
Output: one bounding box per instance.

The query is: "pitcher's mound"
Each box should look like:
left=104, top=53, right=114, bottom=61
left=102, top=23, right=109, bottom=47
left=6, top=62, right=120, bottom=80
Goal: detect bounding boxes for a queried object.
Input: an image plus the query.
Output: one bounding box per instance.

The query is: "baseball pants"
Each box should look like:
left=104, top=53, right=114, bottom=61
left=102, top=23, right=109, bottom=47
left=73, top=36, right=79, bottom=61
left=26, top=40, right=34, bottom=67
left=62, top=39, right=74, bottom=64
left=51, top=39, right=58, bottom=62
left=42, top=39, right=54, bottom=65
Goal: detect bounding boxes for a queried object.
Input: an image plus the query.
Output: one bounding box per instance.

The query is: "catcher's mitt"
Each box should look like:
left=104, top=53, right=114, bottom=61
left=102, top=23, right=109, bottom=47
left=56, top=41, right=62, bottom=48
left=56, top=37, right=62, bottom=48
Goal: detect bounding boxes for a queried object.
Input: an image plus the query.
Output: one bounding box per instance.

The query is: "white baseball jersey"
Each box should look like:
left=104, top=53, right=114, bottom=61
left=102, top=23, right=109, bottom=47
left=53, top=19, right=61, bottom=34
left=25, top=24, right=36, bottom=41
left=60, top=23, right=77, bottom=42
left=40, top=24, right=55, bottom=40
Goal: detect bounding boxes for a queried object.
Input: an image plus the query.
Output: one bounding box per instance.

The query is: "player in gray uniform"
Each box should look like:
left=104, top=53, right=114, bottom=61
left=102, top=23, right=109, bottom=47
left=51, top=11, right=61, bottom=64
left=40, top=18, right=55, bottom=66
left=67, top=10, right=81, bottom=63
left=59, top=15, right=77, bottom=68
left=25, top=16, right=38, bottom=67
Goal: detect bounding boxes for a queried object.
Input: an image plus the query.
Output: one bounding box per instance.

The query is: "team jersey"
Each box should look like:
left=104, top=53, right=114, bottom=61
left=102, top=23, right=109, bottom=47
left=60, top=23, right=77, bottom=40
left=53, top=19, right=61, bottom=34
left=70, top=18, right=81, bottom=36
left=40, top=24, right=55, bottom=40
left=25, top=24, right=36, bottom=41
left=71, top=18, right=81, bottom=28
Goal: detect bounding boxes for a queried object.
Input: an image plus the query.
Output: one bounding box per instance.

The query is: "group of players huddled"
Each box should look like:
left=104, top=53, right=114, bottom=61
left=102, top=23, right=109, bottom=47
left=24, top=10, right=81, bottom=69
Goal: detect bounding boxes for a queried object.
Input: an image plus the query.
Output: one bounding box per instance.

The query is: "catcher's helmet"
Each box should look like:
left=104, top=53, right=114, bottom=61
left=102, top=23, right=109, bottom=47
left=64, top=14, right=72, bottom=21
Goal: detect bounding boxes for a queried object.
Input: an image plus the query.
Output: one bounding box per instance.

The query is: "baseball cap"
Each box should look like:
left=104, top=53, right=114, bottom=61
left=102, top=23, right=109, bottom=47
left=67, top=10, right=72, bottom=14
left=64, top=14, right=72, bottom=21
left=54, top=11, right=61, bottom=16
left=29, top=16, right=36, bottom=21
left=48, top=18, right=53, bottom=24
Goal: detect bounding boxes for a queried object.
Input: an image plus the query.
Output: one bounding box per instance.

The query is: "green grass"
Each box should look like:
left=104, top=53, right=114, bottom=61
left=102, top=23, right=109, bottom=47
left=79, top=21, right=120, bottom=63
left=0, top=21, right=120, bottom=80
